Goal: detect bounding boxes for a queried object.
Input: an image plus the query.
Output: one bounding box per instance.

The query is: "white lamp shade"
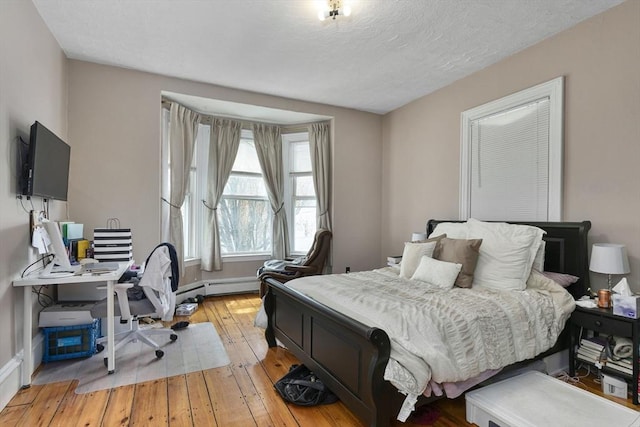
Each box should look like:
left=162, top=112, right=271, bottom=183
left=589, top=243, right=630, bottom=275
left=411, top=232, right=428, bottom=242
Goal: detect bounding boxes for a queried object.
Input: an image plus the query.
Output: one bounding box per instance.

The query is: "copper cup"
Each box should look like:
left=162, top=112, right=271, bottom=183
left=597, top=289, right=611, bottom=308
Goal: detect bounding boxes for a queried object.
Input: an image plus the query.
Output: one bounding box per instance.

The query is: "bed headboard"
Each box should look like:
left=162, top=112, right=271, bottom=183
left=426, top=220, right=592, bottom=300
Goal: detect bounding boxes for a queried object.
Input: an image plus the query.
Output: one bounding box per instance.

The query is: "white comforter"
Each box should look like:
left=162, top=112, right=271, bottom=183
left=284, top=267, right=575, bottom=421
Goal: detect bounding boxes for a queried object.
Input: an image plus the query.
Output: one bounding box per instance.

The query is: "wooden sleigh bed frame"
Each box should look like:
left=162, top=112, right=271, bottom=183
left=263, top=220, right=591, bottom=427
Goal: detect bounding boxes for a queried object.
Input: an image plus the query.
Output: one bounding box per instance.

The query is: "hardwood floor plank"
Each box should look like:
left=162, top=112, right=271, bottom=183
left=245, top=335, right=269, bottom=363
left=230, top=364, right=273, bottom=426
left=225, top=324, right=263, bottom=367
left=201, top=301, right=231, bottom=343
left=130, top=379, right=168, bottom=427
left=5, top=293, right=639, bottom=427
left=0, top=404, right=30, bottom=427
left=183, top=306, right=209, bottom=324
left=184, top=371, right=216, bottom=427
left=49, top=385, right=110, bottom=427
left=5, top=383, right=44, bottom=406
left=203, top=366, right=256, bottom=427
left=167, top=375, right=193, bottom=427
left=18, top=381, right=72, bottom=427
left=243, top=363, right=300, bottom=427
left=102, top=384, right=135, bottom=427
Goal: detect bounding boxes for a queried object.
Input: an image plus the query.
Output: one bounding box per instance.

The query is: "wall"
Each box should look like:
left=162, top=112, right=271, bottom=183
left=67, top=61, right=383, bottom=283
left=0, top=0, right=68, bottom=407
left=381, top=0, right=640, bottom=292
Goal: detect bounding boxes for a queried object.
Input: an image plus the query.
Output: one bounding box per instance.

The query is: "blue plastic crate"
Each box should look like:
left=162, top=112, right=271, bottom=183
left=42, top=318, right=101, bottom=362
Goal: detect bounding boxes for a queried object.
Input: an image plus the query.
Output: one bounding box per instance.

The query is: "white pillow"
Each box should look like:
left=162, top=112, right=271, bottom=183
left=411, top=255, right=462, bottom=290
left=429, top=222, right=469, bottom=239
left=467, top=218, right=545, bottom=291
left=400, top=241, right=438, bottom=279
left=532, top=240, right=546, bottom=272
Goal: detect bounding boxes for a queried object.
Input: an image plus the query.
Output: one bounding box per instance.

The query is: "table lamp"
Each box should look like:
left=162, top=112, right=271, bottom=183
left=589, top=243, right=630, bottom=291
left=411, top=232, right=428, bottom=242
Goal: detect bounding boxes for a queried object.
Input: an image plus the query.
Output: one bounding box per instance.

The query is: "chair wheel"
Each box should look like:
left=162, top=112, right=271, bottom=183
left=155, top=350, right=164, bottom=359
left=170, top=334, right=178, bottom=341
left=103, top=358, right=108, bottom=367
left=96, top=344, right=104, bottom=353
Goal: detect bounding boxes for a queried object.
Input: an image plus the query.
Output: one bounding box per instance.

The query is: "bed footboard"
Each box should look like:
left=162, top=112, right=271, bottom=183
left=264, top=278, right=394, bottom=427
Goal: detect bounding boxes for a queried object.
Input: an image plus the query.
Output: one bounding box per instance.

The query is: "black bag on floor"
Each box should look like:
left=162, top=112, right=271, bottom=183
left=274, top=364, right=338, bottom=406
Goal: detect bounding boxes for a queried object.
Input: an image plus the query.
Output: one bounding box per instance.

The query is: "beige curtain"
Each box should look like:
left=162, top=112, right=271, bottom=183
left=253, top=123, right=289, bottom=259
left=309, top=122, right=332, bottom=231
left=167, top=103, right=200, bottom=276
left=201, top=118, right=242, bottom=271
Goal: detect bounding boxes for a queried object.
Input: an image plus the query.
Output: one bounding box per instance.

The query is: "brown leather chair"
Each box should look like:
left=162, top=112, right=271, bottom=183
left=258, top=229, right=332, bottom=297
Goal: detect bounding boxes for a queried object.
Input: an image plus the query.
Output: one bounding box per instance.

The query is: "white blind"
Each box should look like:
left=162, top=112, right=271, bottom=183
left=469, top=98, right=550, bottom=221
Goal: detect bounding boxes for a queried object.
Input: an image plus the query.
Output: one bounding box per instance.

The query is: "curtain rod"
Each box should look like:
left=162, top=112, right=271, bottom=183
left=161, top=99, right=329, bottom=130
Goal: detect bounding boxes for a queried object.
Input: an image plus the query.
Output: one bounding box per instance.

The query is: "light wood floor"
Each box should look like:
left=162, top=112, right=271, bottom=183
left=1, top=293, right=637, bottom=426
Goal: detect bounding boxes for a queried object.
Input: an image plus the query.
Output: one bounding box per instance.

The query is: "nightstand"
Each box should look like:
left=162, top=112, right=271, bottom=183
left=569, top=305, right=640, bottom=404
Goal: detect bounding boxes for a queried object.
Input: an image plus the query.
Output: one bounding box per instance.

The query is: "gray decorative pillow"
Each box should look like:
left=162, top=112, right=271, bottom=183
left=432, top=237, right=482, bottom=288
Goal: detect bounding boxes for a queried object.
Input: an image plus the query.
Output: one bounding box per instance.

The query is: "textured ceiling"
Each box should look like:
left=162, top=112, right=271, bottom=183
left=32, top=0, right=625, bottom=114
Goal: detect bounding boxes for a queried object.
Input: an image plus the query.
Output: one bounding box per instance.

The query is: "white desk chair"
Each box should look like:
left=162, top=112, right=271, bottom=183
left=91, top=244, right=179, bottom=365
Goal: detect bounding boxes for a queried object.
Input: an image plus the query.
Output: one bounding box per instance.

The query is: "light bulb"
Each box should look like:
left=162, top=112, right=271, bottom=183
left=318, top=10, right=326, bottom=21
left=343, top=5, right=351, bottom=17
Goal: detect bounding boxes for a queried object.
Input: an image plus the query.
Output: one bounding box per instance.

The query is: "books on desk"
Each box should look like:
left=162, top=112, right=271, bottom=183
left=577, top=337, right=608, bottom=364
left=606, top=357, right=634, bottom=375
left=581, top=337, right=608, bottom=352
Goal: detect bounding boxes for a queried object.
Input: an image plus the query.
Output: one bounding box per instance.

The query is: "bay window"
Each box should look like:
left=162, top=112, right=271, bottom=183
left=163, top=112, right=319, bottom=261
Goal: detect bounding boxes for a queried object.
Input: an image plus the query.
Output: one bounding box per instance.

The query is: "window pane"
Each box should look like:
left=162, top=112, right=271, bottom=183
left=470, top=99, right=549, bottom=221
left=181, top=168, right=197, bottom=259
left=224, top=175, right=268, bottom=197
left=295, top=175, right=315, bottom=197
left=293, top=199, right=317, bottom=253
left=233, top=139, right=262, bottom=173
left=291, top=141, right=311, bottom=172
left=181, top=193, right=191, bottom=258
left=218, top=198, right=272, bottom=254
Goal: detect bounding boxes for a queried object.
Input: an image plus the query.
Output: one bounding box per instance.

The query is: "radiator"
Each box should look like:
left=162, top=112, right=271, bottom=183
left=176, top=277, right=259, bottom=303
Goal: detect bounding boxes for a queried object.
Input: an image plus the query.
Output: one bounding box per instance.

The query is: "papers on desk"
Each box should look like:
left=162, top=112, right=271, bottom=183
left=81, top=261, right=120, bottom=273
left=576, top=298, right=598, bottom=308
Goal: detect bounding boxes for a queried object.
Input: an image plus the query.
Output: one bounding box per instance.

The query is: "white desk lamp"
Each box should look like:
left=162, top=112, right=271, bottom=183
left=589, top=243, right=630, bottom=291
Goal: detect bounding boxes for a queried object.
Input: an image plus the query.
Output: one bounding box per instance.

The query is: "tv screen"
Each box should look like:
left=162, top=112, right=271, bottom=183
left=22, top=121, right=71, bottom=201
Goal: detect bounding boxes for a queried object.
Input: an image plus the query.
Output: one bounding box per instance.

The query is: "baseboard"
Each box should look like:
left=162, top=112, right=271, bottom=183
left=0, top=332, right=43, bottom=411
left=0, top=354, right=22, bottom=411
left=176, top=277, right=259, bottom=304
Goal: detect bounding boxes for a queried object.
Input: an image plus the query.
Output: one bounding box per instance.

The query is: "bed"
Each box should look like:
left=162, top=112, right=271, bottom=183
left=262, top=219, right=591, bottom=427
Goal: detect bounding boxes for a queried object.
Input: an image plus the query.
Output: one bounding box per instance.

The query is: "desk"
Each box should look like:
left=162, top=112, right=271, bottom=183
left=13, top=261, right=131, bottom=387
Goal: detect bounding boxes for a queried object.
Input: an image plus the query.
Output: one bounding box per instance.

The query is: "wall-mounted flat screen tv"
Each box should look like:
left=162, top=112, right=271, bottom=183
left=22, top=121, right=71, bottom=201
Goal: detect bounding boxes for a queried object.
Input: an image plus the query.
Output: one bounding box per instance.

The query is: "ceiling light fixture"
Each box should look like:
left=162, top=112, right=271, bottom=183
left=318, top=0, right=351, bottom=21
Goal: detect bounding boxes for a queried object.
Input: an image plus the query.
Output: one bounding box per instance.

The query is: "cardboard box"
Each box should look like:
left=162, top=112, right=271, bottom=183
left=612, top=294, right=640, bottom=319
left=602, top=373, right=628, bottom=399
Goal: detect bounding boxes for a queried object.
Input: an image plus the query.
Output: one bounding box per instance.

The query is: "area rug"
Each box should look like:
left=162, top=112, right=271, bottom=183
left=33, top=322, right=230, bottom=394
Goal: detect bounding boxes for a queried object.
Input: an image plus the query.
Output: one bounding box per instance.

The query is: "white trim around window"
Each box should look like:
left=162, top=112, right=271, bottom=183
left=460, top=76, right=564, bottom=221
